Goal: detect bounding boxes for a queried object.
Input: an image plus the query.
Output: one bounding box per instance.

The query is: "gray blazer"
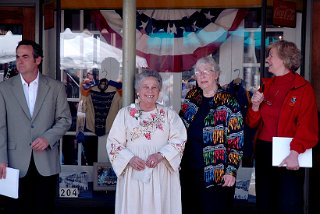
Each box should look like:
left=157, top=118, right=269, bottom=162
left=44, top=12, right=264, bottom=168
left=0, top=74, right=72, bottom=177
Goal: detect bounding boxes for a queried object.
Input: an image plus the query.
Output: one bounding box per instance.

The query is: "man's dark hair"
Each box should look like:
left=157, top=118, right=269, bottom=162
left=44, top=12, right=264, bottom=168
left=16, top=40, right=44, bottom=59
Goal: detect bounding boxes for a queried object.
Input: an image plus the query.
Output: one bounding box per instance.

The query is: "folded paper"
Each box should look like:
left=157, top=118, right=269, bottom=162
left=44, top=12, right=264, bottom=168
left=272, top=137, right=312, bottom=168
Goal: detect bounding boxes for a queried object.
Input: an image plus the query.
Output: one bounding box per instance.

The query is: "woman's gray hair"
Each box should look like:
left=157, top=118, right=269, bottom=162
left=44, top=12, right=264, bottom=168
left=135, top=69, right=163, bottom=91
left=195, top=56, right=221, bottom=74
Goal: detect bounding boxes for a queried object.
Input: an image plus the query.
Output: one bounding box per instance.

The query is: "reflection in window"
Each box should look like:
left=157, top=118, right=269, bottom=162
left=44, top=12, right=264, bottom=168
left=60, top=28, right=147, bottom=73
left=61, top=135, right=98, bottom=166
left=93, top=9, right=246, bottom=73
left=0, top=28, right=22, bottom=81
left=59, top=25, right=148, bottom=168
left=63, top=69, right=80, bottom=99
left=59, top=7, right=302, bottom=169
left=61, top=135, right=79, bottom=165
left=243, top=30, right=284, bottom=91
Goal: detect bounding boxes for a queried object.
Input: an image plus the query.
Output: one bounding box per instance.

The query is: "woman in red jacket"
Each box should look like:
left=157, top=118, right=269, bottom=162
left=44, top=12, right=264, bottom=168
left=246, top=40, right=318, bottom=214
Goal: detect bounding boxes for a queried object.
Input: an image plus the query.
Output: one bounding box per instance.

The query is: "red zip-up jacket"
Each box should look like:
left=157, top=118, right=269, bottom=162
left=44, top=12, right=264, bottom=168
left=246, top=72, right=318, bottom=154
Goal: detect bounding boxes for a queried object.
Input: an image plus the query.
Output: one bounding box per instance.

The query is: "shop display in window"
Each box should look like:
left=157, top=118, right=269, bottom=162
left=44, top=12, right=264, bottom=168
left=93, top=162, right=117, bottom=191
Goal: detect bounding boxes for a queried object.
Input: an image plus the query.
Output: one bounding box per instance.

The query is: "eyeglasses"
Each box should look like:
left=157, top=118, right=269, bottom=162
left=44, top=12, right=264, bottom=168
left=194, top=70, right=213, bottom=76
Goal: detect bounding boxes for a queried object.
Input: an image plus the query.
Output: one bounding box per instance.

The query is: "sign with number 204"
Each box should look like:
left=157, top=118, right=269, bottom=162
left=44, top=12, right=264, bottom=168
left=59, top=188, right=79, bottom=198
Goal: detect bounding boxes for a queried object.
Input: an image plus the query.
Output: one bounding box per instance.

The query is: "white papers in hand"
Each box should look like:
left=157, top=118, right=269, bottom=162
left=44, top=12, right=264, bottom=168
left=0, top=167, right=19, bottom=199
left=132, top=167, right=153, bottom=183
left=272, top=137, right=312, bottom=168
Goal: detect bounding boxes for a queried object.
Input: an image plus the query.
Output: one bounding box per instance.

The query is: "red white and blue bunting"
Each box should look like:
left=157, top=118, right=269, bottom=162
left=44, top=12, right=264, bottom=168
left=91, top=9, right=247, bottom=72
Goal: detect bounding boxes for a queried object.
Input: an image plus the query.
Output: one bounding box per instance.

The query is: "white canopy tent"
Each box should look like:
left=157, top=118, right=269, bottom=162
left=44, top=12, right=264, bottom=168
left=0, top=31, right=22, bottom=64
left=60, top=28, right=148, bottom=70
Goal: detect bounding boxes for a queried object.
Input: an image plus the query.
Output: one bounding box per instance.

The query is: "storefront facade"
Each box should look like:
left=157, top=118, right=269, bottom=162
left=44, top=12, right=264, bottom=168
left=0, top=0, right=319, bottom=213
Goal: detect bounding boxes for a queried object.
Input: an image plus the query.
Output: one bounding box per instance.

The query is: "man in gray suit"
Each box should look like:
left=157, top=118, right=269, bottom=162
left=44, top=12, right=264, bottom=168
left=0, top=40, right=72, bottom=214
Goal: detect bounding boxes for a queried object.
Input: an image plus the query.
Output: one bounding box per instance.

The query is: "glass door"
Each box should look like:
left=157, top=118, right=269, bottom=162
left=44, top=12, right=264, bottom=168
left=0, top=6, right=35, bottom=82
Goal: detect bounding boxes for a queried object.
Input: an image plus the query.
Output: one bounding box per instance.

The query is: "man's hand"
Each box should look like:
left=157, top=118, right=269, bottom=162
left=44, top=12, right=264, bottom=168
left=0, top=163, right=7, bottom=179
left=31, top=137, right=49, bottom=151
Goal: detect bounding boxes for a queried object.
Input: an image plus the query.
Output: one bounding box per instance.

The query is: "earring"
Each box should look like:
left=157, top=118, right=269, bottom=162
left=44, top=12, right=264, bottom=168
left=135, top=93, right=140, bottom=104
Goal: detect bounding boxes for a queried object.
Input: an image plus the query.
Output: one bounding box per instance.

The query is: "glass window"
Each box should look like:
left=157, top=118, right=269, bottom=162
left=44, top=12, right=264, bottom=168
left=58, top=7, right=302, bottom=199
left=0, top=25, right=22, bottom=81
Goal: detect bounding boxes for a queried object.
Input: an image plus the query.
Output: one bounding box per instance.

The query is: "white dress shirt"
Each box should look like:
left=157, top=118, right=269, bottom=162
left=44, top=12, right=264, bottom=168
left=20, top=72, right=39, bottom=116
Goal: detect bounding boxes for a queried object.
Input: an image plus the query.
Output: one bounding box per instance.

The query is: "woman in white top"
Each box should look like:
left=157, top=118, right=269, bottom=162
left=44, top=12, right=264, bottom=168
left=106, top=69, right=187, bottom=214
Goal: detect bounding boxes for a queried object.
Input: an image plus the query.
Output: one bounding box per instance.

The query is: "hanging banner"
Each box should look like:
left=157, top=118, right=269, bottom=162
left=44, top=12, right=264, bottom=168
left=273, top=0, right=296, bottom=28
left=92, top=9, right=248, bottom=72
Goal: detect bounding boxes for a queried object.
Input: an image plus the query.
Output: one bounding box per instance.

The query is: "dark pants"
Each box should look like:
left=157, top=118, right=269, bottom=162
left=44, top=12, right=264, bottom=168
left=180, top=167, right=235, bottom=214
left=6, top=154, right=58, bottom=214
left=255, top=140, right=305, bottom=214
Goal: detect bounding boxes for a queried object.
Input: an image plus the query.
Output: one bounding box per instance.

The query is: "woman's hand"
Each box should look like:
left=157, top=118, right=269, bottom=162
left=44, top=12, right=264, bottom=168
left=129, top=156, right=146, bottom=171
left=251, top=90, right=264, bottom=111
left=222, top=174, right=236, bottom=187
left=146, top=152, right=164, bottom=168
left=280, top=150, right=300, bottom=170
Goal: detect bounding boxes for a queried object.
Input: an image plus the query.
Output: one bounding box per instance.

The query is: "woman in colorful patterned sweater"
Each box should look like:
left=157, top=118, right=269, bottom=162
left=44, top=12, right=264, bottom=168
left=179, top=56, right=244, bottom=214
left=107, top=69, right=187, bottom=214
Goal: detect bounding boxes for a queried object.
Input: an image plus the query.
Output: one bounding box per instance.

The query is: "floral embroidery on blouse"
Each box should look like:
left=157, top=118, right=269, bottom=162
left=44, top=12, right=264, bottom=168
left=172, top=143, right=186, bottom=158
left=130, top=105, right=165, bottom=141
left=129, top=104, right=141, bottom=120
left=109, top=142, right=125, bottom=162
